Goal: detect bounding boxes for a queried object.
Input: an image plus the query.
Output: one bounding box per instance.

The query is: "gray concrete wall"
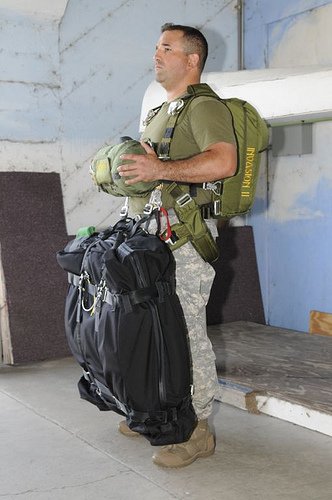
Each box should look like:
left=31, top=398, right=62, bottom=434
left=0, top=0, right=238, bottom=234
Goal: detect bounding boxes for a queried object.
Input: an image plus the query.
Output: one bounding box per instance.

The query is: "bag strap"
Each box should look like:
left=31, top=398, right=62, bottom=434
left=163, top=182, right=219, bottom=263
left=144, top=85, right=222, bottom=261
left=93, top=376, right=191, bottom=423
left=157, top=84, right=221, bottom=159
left=156, top=86, right=224, bottom=198
left=157, top=99, right=188, bottom=160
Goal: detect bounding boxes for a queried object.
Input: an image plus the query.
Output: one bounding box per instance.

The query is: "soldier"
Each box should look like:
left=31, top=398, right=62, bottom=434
left=117, top=23, right=237, bottom=468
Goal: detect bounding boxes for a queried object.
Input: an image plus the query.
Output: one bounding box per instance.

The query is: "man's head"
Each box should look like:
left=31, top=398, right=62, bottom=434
left=154, top=23, right=208, bottom=98
left=161, top=23, right=208, bottom=73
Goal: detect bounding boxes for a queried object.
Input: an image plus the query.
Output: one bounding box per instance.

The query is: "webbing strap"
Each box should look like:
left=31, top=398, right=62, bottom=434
left=94, top=377, right=191, bottom=423
left=164, top=181, right=184, bottom=199
left=68, top=273, right=97, bottom=296
left=158, top=113, right=179, bottom=160
left=162, top=183, right=219, bottom=263
left=93, top=378, right=128, bottom=414
left=157, top=90, right=211, bottom=161
left=69, top=273, right=175, bottom=313
left=104, top=281, right=175, bottom=313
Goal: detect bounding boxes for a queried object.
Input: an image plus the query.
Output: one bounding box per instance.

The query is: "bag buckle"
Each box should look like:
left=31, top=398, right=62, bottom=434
left=143, top=186, right=163, bottom=215
left=176, top=193, right=192, bottom=207
left=149, top=187, right=162, bottom=208
left=143, top=203, right=154, bottom=215
left=96, top=279, right=107, bottom=304
left=119, top=197, right=129, bottom=218
left=158, top=154, right=170, bottom=161
left=78, top=271, right=90, bottom=291
left=202, top=181, right=222, bottom=196
left=168, top=99, right=184, bottom=116
left=214, top=200, right=221, bottom=216
left=165, top=232, right=179, bottom=246
left=82, top=369, right=94, bottom=383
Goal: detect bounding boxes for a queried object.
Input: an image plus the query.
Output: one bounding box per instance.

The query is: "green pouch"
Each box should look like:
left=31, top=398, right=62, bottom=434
left=162, top=194, right=219, bottom=263
left=90, top=140, right=159, bottom=197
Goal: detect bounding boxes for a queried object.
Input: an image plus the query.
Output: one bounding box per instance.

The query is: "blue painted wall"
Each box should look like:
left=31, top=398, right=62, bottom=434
left=244, top=0, right=332, bottom=69
left=244, top=0, right=332, bottom=332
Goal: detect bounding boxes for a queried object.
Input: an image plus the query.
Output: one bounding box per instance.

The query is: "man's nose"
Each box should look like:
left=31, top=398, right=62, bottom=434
left=154, top=47, right=162, bottom=61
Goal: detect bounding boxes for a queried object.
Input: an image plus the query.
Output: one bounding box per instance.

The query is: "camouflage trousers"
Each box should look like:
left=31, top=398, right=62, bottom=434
left=172, top=239, right=219, bottom=420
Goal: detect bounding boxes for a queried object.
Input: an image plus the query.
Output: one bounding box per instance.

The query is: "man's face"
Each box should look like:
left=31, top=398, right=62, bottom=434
left=154, top=30, right=191, bottom=90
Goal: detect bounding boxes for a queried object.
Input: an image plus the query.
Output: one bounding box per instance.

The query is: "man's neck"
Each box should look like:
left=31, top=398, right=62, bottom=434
left=166, top=78, right=201, bottom=102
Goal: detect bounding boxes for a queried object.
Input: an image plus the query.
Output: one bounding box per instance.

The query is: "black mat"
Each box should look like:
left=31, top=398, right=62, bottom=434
left=207, top=226, right=265, bottom=325
left=0, top=172, right=70, bottom=364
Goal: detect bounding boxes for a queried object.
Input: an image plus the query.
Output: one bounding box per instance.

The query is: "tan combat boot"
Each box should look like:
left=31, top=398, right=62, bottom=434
left=118, top=420, right=140, bottom=437
left=152, top=419, right=215, bottom=468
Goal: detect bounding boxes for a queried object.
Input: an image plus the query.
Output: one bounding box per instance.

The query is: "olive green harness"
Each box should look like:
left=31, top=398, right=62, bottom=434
left=90, top=84, right=269, bottom=263
left=145, top=83, right=269, bottom=262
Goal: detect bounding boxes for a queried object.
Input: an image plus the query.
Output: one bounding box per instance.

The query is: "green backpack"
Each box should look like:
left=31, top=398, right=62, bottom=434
left=90, top=139, right=159, bottom=197
left=157, top=83, right=269, bottom=219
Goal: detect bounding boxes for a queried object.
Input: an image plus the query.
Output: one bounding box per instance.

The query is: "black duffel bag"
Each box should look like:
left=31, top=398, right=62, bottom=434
left=57, top=215, right=196, bottom=445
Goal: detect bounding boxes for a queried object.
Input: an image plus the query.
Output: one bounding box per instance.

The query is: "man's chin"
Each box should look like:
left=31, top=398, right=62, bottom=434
left=155, top=76, right=165, bottom=87
left=155, top=67, right=166, bottom=80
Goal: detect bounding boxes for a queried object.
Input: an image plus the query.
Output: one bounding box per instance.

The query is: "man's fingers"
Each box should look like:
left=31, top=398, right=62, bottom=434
left=140, top=141, right=156, bottom=154
left=118, top=154, right=135, bottom=163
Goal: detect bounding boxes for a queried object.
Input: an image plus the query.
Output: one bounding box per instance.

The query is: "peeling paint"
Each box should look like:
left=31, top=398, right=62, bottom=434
left=269, top=3, right=332, bottom=67
left=245, top=0, right=332, bottom=69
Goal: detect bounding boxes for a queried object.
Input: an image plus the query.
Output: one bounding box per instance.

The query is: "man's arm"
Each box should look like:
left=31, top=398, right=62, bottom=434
left=118, top=140, right=237, bottom=185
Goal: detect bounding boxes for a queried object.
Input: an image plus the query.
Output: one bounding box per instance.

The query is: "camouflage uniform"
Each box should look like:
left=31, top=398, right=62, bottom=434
left=146, top=214, right=219, bottom=419
left=173, top=239, right=218, bottom=419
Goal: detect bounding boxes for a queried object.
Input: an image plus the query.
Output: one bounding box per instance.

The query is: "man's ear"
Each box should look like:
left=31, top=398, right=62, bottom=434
left=188, top=53, right=200, bottom=69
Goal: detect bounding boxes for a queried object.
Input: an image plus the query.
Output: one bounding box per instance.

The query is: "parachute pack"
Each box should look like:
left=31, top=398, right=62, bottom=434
left=156, top=83, right=270, bottom=219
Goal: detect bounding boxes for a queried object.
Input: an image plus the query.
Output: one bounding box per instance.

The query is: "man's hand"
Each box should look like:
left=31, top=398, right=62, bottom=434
left=118, top=140, right=237, bottom=185
left=117, top=141, right=162, bottom=185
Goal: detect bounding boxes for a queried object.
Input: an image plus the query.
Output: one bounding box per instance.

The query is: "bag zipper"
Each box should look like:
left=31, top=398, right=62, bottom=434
left=129, top=248, right=168, bottom=406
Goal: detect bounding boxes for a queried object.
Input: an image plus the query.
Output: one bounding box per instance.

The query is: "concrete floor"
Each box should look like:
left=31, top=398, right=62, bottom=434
left=0, top=357, right=331, bottom=500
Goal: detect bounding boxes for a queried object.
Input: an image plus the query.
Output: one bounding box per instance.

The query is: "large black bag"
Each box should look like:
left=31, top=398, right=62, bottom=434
left=57, top=216, right=196, bottom=445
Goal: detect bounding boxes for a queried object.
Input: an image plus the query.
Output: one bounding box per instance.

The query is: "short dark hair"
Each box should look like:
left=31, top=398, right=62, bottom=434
left=161, top=23, right=208, bottom=72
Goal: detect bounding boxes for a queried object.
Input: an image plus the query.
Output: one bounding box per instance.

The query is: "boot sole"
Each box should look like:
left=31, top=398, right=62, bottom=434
left=119, top=429, right=141, bottom=438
